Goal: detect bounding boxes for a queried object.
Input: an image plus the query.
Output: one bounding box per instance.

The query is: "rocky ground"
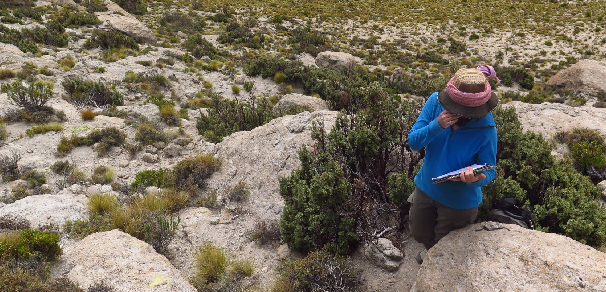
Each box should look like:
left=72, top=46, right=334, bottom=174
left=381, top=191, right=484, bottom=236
left=1, top=0, right=606, bottom=291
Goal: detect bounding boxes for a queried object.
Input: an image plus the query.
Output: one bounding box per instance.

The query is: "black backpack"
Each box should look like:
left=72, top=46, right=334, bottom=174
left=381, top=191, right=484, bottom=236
left=485, top=198, right=535, bottom=229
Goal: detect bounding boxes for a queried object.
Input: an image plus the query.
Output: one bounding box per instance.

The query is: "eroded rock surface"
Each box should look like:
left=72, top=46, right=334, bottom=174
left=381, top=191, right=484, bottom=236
left=63, top=230, right=195, bottom=292
left=545, top=60, right=606, bottom=97
left=0, top=194, right=88, bottom=229
left=412, top=222, right=606, bottom=292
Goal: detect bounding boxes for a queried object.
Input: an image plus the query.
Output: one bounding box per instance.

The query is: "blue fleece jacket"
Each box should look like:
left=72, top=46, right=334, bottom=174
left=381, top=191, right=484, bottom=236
left=408, top=92, right=497, bottom=209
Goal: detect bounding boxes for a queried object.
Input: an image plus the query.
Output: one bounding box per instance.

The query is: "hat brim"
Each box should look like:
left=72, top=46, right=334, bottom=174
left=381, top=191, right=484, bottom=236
left=438, top=90, right=498, bottom=118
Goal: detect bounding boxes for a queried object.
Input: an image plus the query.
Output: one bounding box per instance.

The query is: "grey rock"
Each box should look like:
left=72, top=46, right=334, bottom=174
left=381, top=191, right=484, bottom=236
left=274, top=93, right=330, bottom=112
left=163, top=144, right=183, bottom=158
left=545, top=60, right=606, bottom=98
left=364, top=238, right=403, bottom=272
left=277, top=244, right=291, bottom=259
left=95, top=0, right=157, bottom=44
left=100, top=185, right=113, bottom=193
left=144, top=145, right=157, bottom=154
left=119, top=160, right=130, bottom=168
left=0, top=194, right=88, bottom=229
left=412, top=223, right=606, bottom=292
left=234, top=75, right=246, bottom=85
left=142, top=153, right=159, bottom=163
left=154, top=141, right=167, bottom=149
left=598, top=181, right=606, bottom=200
left=174, top=137, right=192, bottom=146
left=315, top=51, right=359, bottom=73
left=64, top=230, right=196, bottom=292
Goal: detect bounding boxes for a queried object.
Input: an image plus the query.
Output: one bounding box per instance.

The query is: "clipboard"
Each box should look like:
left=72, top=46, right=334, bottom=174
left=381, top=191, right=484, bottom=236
left=431, top=164, right=495, bottom=184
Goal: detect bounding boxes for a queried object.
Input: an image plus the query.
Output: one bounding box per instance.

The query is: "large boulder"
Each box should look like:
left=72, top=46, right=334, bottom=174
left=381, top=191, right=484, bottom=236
left=506, top=101, right=606, bottom=139
left=0, top=194, right=88, bottom=229
left=274, top=93, right=330, bottom=112
left=545, top=60, right=606, bottom=98
left=63, top=230, right=196, bottom=292
left=95, top=0, right=157, bottom=44
left=412, top=222, right=606, bottom=292
left=316, top=51, right=360, bottom=73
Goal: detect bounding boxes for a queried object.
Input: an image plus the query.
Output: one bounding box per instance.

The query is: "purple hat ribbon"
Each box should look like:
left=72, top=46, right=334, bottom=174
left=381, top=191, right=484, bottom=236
left=476, top=65, right=501, bottom=82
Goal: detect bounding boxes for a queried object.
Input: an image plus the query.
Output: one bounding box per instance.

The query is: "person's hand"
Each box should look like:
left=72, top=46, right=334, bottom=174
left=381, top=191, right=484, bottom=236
left=438, top=110, right=460, bottom=129
left=450, top=167, right=486, bottom=183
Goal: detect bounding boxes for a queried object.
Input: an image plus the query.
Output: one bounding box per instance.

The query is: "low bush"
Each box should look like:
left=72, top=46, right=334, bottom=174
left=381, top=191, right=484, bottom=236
left=134, top=122, right=168, bottom=145
left=91, top=166, right=114, bottom=185
left=288, top=27, right=329, bottom=56
left=57, top=127, right=126, bottom=156
left=80, top=109, right=95, bottom=120
left=183, top=34, right=221, bottom=59
left=62, top=77, right=124, bottom=107
left=62, top=11, right=101, bottom=27
left=218, top=21, right=265, bottom=49
left=1, top=79, right=54, bottom=111
left=0, top=24, right=39, bottom=54
left=196, top=93, right=289, bottom=143
left=0, top=68, right=16, bottom=80
left=168, top=154, right=221, bottom=191
left=0, top=229, right=61, bottom=262
left=554, top=128, right=606, bottom=182
left=25, top=123, right=63, bottom=137
left=226, top=181, right=249, bottom=203
left=190, top=242, right=254, bottom=291
left=159, top=104, right=180, bottom=126
left=0, top=266, right=83, bottom=292
left=480, top=107, right=606, bottom=246
left=84, top=29, right=139, bottom=50
left=249, top=220, right=281, bottom=246
left=0, top=150, right=21, bottom=182
left=158, top=11, right=206, bottom=35
left=0, top=122, right=7, bottom=141
left=58, top=55, right=76, bottom=71
left=111, top=0, right=146, bottom=15
left=270, top=249, right=360, bottom=292
left=496, top=66, right=534, bottom=90
left=131, top=169, right=167, bottom=192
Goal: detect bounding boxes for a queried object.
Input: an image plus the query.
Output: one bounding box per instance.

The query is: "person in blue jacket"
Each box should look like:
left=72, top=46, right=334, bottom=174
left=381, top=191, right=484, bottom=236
left=408, top=67, right=499, bottom=257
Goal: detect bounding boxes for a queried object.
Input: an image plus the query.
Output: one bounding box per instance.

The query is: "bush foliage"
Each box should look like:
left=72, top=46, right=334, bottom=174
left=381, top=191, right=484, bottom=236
left=1, top=79, right=54, bottom=111
left=481, top=107, right=606, bottom=246
left=62, top=77, right=124, bottom=107
left=84, top=29, right=139, bottom=50
left=280, top=83, right=422, bottom=255
left=196, top=93, right=292, bottom=143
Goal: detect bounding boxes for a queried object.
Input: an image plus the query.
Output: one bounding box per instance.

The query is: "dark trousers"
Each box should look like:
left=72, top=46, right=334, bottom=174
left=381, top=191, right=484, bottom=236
left=408, top=187, right=478, bottom=250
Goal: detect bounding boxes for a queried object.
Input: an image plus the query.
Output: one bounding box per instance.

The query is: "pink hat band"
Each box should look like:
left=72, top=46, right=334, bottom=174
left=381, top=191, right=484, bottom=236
left=445, top=77, right=492, bottom=107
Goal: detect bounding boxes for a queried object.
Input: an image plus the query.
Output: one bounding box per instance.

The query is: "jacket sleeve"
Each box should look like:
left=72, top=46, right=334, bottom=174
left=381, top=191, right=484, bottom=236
left=468, top=128, right=498, bottom=188
left=408, top=93, right=445, bottom=151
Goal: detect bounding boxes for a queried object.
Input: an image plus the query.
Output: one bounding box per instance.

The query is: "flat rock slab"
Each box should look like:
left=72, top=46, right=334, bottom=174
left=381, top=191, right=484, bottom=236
left=0, top=194, right=88, bottom=229
left=413, top=223, right=606, bottom=292
left=64, top=230, right=196, bottom=292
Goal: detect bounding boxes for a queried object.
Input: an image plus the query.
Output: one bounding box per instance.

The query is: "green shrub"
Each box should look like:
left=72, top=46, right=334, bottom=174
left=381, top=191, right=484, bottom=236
left=63, top=11, right=100, bottom=26
left=554, top=128, right=606, bottom=182
left=50, top=160, right=72, bottom=174
left=183, top=34, right=221, bottom=59
left=169, top=154, right=221, bottom=191
left=91, top=166, right=114, bottom=185
left=57, top=127, right=126, bottom=156
left=496, top=66, right=534, bottom=90
left=0, top=68, right=16, bottom=80
left=448, top=38, right=467, bottom=53
left=480, top=107, right=606, bottom=246
left=249, top=220, right=281, bottom=246
left=0, top=229, right=61, bottom=262
left=159, top=11, right=206, bottom=35
left=25, top=123, right=63, bottom=137
left=134, top=122, right=168, bottom=145
left=20, top=25, right=68, bottom=48
left=0, top=24, right=39, bottom=54
left=288, top=27, right=329, bottom=56
left=270, top=249, right=360, bottom=292
left=20, top=170, right=46, bottom=188
left=112, top=0, right=147, bottom=15
left=58, top=55, right=76, bottom=71
left=84, top=29, right=139, bottom=50
left=230, top=84, right=241, bottom=94
left=88, top=193, right=118, bottom=216
left=131, top=169, right=167, bottom=191
left=159, top=104, right=180, bottom=126
left=196, top=93, right=284, bottom=143
left=226, top=181, right=249, bottom=203
left=190, top=242, right=253, bottom=291
left=571, top=141, right=606, bottom=169
left=0, top=266, right=84, bottom=292
left=0, top=122, right=7, bottom=141
left=218, top=21, right=265, bottom=49
left=280, top=84, right=421, bottom=255
left=243, top=81, right=254, bottom=92
left=1, top=79, right=53, bottom=111
left=0, top=151, right=21, bottom=182
left=62, top=77, right=124, bottom=107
